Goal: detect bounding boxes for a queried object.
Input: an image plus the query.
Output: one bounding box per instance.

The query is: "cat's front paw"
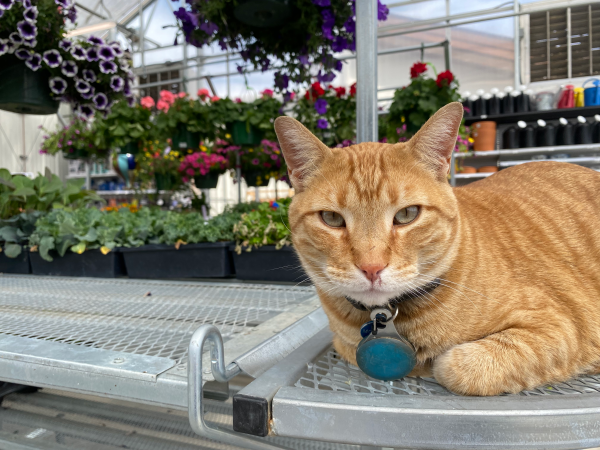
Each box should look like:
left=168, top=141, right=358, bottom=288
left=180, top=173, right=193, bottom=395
left=433, top=342, right=518, bottom=396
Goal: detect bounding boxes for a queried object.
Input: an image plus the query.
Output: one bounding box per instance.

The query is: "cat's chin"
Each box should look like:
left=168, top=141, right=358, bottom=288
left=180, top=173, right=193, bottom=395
left=342, top=290, right=401, bottom=309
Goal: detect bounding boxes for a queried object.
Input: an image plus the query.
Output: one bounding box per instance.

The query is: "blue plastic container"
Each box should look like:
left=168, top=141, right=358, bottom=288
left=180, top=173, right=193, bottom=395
left=583, top=78, right=600, bottom=106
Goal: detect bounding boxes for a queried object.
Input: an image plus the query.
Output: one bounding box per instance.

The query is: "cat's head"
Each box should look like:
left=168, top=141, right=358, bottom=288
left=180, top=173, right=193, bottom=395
left=275, top=103, right=464, bottom=308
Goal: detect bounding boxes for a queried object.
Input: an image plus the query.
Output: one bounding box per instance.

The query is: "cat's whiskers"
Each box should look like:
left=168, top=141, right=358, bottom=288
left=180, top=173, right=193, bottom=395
left=413, top=273, right=484, bottom=316
left=405, top=280, right=457, bottom=322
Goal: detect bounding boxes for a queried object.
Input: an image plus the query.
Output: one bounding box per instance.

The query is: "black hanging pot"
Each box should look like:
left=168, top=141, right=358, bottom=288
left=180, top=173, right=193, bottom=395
left=518, top=123, right=536, bottom=148
left=575, top=117, right=592, bottom=145
left=536, top=123, right=555, bottom=147
left=233, top=0, right=293, bottom=28
left=556, top=119, right=574, bottom=146
left=231, top=120, right=263, bottom=146
left=0, top=56, right=59, bottom=115
left=120, top=141, right=140, bottom=155
left=172, top=124, right=200, bottom=150
left=63, top=148, right=89, bottom=160
left=194, top=172, right=220, bottom=189
left=503, top=126, right=518, bottom=149
left=243, top=170, right=265, bottom=187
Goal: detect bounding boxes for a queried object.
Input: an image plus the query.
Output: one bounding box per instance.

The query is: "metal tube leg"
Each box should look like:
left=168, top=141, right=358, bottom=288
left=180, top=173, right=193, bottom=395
left=356, top=0, right=378, bottom=143
left=187, top=325, right=288, bottom=449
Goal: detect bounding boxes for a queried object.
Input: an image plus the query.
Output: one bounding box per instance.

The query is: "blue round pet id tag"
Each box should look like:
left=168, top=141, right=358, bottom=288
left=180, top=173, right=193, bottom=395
left=356, top=306, right=416, bottom=381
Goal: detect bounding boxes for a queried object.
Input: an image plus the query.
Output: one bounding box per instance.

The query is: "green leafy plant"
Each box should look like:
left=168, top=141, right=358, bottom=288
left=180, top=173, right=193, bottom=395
left=0, top=169, right=102, bottom=220
left=0, top=211, right=43, bottom=258
left=232, top=90, right=283, bottom=141
left=40, top=118, right=104, bottom=159
left=154, top=210, right=242, bottom=246
left=233, top=198, right=292, bottom=253
left=93, top=100, right=155, bottom=151
left=153, top=90, right=215, bottom=141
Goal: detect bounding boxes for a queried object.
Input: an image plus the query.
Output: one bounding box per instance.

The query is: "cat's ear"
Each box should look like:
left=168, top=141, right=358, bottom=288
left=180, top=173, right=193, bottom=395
left=409, top=102, right=464, bottom=180
left=274, top=116, right=333, bottom=192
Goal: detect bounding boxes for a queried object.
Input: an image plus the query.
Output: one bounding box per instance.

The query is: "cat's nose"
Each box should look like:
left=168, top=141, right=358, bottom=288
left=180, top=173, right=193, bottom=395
left=359, top=264, right=387, bottom=283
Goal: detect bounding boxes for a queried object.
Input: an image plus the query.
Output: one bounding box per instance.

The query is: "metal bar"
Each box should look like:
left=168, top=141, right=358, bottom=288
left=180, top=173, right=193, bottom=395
left=386, top=0, right=434, bottom=7
left=75, top=1, right=108, bottom=20
left=567, top=7, right=572, bottom=79
left=514, top=0, right=520, bottom=88
left=499, top=156, right=600, bottom=167
left=450, top=151, right=456, bottom=187
left=454, top=143, right=600, bottom=158
left=183, top=40, right=188, bottom=93
left=271, top=387, right=600, bottom=448
left=356, top=0, right=378, bottom=143
left=138, top=0, right=145, bottom=73
left=547, top=11, right=551, bottom=80
left=445, top=0, right=452, bottom=71
left=589, top=4, right=593, bottom=75
left=20, top=115, right=26, bottom=172
left=205, top=76, right=217, bottom=97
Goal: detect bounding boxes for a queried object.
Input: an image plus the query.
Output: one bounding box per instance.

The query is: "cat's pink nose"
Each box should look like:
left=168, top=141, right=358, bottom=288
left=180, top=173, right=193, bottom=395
left=359, top=264, right=386, bottom=283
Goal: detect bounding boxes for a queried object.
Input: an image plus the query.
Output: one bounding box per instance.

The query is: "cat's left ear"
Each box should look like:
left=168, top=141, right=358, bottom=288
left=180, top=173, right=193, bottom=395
left=409, top=102, right=464, bottom=181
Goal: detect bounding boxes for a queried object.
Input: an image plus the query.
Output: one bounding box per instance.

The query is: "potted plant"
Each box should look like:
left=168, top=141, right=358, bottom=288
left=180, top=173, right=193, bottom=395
left=179, top=146, right=229, bottom=189
left=232, top=198, right=306, bottom=282
left=121, top=209, right=241, bottom=279
left=0, top=211, right=43, bottom=273
left=292, top=82, right=356, bottom=147
left=40, top=118, right=105, bottom=160
left=136, top=141, right=185, bottom=192
left=93, top=99, right=155, bottom=155
left=172, top=0, right=389, bottom=95
left=230, top=89, right=283, bottom=145
left=0, top=0, right=134, bottom=117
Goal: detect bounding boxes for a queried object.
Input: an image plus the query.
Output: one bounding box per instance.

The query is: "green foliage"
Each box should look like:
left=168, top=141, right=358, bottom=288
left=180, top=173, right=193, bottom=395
left=155, top=96, right=215, bottom=140
left=40, top=119, right=104, bottom=159
left=0, top=169, right=102, bottom=220
left=155, top=210, right=242, bottom=245
left=94, top=101, right=155, bottom=151
left=234, top=94, right=283, bottom=141
left=233, top=198, right=292, bottom=252
left=0, top=211, right=43, bottom=258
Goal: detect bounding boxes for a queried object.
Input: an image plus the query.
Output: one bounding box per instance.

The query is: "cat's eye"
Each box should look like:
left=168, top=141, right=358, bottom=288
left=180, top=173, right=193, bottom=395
left=394, top=206, right=419, bottom=225
left=320, top=211, right=346, bottom=228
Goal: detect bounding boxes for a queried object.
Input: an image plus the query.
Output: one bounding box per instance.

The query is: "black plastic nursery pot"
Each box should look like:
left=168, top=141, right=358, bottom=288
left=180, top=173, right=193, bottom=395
left=155, top=173, right=178, bottom=191
left=29, top=249, right=126, bottom=278
left=231, top=245, right=307, bottom=283
left=231, top=121, right=263, bottom=146
left=121, top=242, right=233, bottom=279
left=0, top=56, right=59, bottom=115
left=172, top=125, right=200, bottom=150
left=194, top=172, right=220, bottom=189
left=120, top=141, right=140, bottom=155
left=0, top=248, right=31, bottom=274
left=243, top=170, right=267, bottom=187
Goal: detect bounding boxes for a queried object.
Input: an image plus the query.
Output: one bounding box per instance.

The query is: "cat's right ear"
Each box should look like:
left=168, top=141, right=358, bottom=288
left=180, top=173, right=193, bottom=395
left=274, top=116, right=333, bottom=192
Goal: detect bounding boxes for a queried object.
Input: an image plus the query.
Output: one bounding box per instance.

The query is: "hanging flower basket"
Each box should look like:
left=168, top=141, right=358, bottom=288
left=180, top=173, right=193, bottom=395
left=243, top=170, right=264, bottom=187
left=0, top=56, right=59, bottom=115
left=155, top=173, right=177, bottom=191
left=233, top=0, right=294, bottom=28
left=172, top=124, right=200, bottom=150
left=194, top=172, right=220, bottom=189
left=120, top=141, right=140, bottom=155
left=63, top=148, right=89, bottom=160
left=231, top=120, right=263, bottom=146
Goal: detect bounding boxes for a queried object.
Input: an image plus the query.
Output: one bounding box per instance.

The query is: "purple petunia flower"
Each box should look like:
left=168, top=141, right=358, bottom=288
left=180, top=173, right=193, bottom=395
left=54, top=0, right=70, bottom=7
left=378, top=0, right=389, bottom=21
left=80, top=86, right=95, bottom=100
left=23, top=38, right=36, bottom=47
left=70, top=45, right=85, bottom=60
left=312, top=0, right=330, bottom=5
left=321, top=9, right=335, bottom=40
left=61, top=60, right=77, bottom=77
left=17, top=20, right=36, bottom=40
left=77, top=104, right=94, bottom=120
left=82, top=69, right=96, bottom=83
left=126, top=96, right=135, bottom=107
left=87, top=36, right=104, bottom=45
left=331, top=36, right=347, bottom=53
left=0, top=9, right=3, bottom=17
left=43, top=49, right=62, bottom=68
left=110, top=42, right=124, bottom=57
left=298, top=54, right=309, bottom=65
left=92, top=93, right=108, bottom=110
left=58, top=40, right=72, bottom=51
left=315, top=98, right=328, bottom=115
left=0, top=0, right=13, bottom=11
left=109, top=75, right=124, bottom=92
left=335, top=59, right=343, bottom=72
left=86, top=47, right=99, bottom=61
left=67, top=6, right=76, bottom=22
left=23, top=6, right=37, bottom=22
left=25, top=53, right=42, bottom=71
left=99, top=60, right=117, bottom=74
left=49, top=77, right=68, bottom=95
left=98, top=45, right=115, bottom=61
left=344, top=17, right=355, bottom=35
left=23, top=0, right=31, bottom=7
left=317, top=118, right=329, bottom=129
left=0, top=39, right=8, bottom=56
left=317, top=70, right=335, bottom=83
left=5, top=41, right=17, bottom=54
left=75, top=79, right=91, bottom=94
left=9, top=32, right=23, bottom=45
left=123, top=81, right=132, bottom=96
left=15, top=48, right=31, bottom=61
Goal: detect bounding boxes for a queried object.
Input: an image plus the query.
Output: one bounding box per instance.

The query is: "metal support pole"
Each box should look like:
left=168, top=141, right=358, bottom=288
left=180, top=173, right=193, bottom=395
left=356, top=0, right=378, bottom=143
left=21, top=115, right=26, bottom=172
left=513, top=0, right=520, bottom=88
left=445, top=0, right=452, bottom=71
left=182, top=39, right=188, bottom=93
left=236, top=151, right=241, bottom=203
left=138, top=0, right=145, bottom=74
left=566, top=7, right=572, bottom=79
left=450, top=151, right=456, bottom=187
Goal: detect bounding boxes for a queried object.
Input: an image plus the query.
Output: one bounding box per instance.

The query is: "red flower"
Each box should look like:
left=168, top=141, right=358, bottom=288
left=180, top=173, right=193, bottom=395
left=350, top=82, right=356, bottom=97
left=304, top=82, right=326, bottom=100
left=436, top=70, right=454, bottom=88
left=410, top=62, right=427, bottom=78
left=334, top=86, right=346, bottom=98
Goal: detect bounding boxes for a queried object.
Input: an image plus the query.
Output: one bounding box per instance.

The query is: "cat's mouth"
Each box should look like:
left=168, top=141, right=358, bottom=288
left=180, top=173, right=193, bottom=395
left=344, top=277, right=441, bottom=311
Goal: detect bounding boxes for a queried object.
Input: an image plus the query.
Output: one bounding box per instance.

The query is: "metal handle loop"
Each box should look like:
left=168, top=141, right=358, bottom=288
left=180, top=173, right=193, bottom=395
left=187, top=324, right=287, bottom=450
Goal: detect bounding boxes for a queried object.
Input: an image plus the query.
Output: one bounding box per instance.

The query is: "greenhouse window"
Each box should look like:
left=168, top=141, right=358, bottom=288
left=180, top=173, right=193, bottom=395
left=529, top=4, right=600, bottom=82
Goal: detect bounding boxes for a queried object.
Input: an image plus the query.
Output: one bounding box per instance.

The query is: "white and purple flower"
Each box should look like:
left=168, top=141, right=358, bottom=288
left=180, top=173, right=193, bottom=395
left=25, top=53, right=41, bottom=71
left=92, top=92, right=108, bottom=110
left=43, top=49, right=62, bottom=68
left=123, top=81, right=132, bottom=96
left=127, top=96, right=135, bottom=107
left=70, top=45, right=85, bottom=60
left=54, top=0, right=71, bottom=8
left=77, top=104, right=94, bottom=120
left=86, top=47, right=99, bottom=61
left=82, top=69, right=96, bottom=83
left=14, top=48, right=31, bottom=61
left=17, top=20, right=36, bottom=40
left=9, top=32, right=23, bottom=45
left=98, top=45, right=115, bottom=61
left=87, top=36, right=104, bottom=45
left=49, top=77, right=68, bottom=95
left=110, top=42, right=124, bottom=57
left=0, top=0, right=14, bottom=11
left=80, top=86, right=95, bottom=100
left=109, top=75, right=124, bottom=92
left=99, top=60, right=117, bottom=74
left=23, top=6, right=37, bottom=22
left=0, top=39, right=8, bottom=56
left=59, top=40, right=72, bottom=52
left=23, top=0, right=31, bottom=7
left=75, top=79, right=91, bottom=94
left=61, top=60, right=78, bottom=77
left=22, top=38, right=36, bottom=47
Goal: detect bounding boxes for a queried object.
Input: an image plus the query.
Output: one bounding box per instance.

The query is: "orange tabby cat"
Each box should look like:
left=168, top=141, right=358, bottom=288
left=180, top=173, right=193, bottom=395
left=274, top=102, right=600, bottom=396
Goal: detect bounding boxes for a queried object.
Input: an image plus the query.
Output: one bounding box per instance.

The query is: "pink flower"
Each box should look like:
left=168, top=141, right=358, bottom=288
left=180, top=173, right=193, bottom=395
left=290, top=92, right=296, bottom=100
left=252, top=158, right=259, bottom=165
left=156, top=100, right=170, bottom=111
left=178, top=92, right=187, bottom=98
left=270, top=154, right=278, bottom=160
left=197, top=88, right=210, bottom=99
left=211, top=96, right=220, bottom=102
left=235, top=97, right=242, bottom=103
left=186, top=168, right=195, bottom=176
left=261, top=89, right=274, bottom=97
left=192, top=161, right=200, bottom=168
left=159, top=90, right=176, bottom=104
left=140, top=96, right=155, bottom=109
left=183, top=177, right=189, bottom=183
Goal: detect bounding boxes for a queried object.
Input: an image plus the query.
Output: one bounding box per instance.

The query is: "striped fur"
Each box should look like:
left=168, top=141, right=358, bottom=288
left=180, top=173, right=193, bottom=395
left=275, top=103, right=600, bottom=396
